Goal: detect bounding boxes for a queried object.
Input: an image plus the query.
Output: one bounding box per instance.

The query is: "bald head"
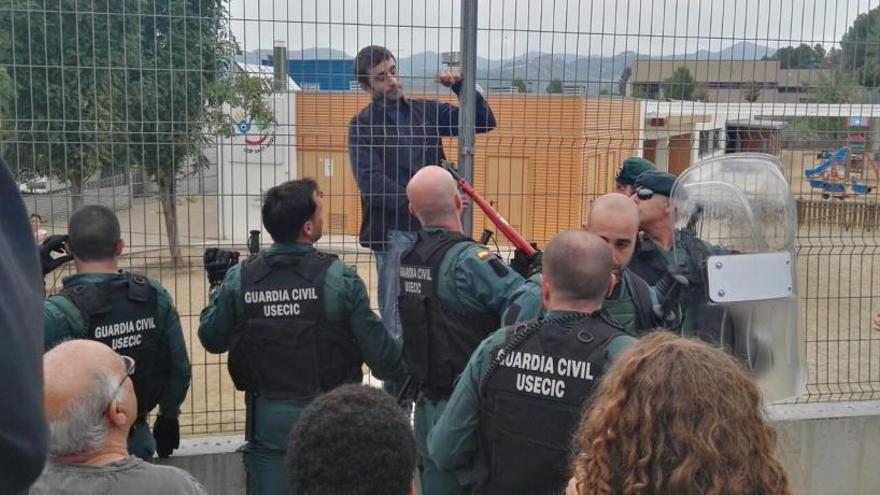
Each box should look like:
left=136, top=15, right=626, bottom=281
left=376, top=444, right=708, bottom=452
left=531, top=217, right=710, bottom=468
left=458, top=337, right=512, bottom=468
left=543, top=230, right=614, bottom=305
left=407, top=166, right=463, bottom=228
left=44, top=340, right=134, bottom=457
left=585, top=193, right=640, bottom=272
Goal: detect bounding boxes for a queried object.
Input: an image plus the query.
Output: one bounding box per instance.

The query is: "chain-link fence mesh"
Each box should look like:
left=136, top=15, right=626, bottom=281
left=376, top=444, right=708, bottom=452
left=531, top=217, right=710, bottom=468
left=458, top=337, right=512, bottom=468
left=4, top=0, right=880, bottom=436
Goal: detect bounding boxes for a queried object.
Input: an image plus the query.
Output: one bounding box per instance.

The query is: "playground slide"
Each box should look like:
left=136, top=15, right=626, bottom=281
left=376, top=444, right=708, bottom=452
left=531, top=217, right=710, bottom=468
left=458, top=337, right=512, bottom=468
left=805, top=147, right=847, bottom=178
left=805, top=157, right=834, bottom=178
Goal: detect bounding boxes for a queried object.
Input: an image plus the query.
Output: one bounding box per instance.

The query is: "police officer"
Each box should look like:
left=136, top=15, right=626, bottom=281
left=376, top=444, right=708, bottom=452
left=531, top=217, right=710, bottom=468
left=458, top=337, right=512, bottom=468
left=615, top=156, right=656, bottom=196
left=41, top=205, right=191, bottom=460
left=198, top=179, right=406, bottom=494
left=502, top=193, right=669, bottom=335
left=628, top=170, right=724, bottom=336
left=427, top=230, right=635, bottom=494
left=397, top=166, right=526, bottom=495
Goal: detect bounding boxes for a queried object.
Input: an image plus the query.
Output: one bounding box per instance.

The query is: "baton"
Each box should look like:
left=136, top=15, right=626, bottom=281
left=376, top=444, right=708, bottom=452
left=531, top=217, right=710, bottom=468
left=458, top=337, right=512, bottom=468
left=441, top=160, right=536, bottom=257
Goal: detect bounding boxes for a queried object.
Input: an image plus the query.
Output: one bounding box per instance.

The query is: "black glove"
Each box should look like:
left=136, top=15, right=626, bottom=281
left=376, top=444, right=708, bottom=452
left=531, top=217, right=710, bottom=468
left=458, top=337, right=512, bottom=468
left=39, top=234, right=73, bottom=276
left=152, top=415, right=180, bottom=458
left=510, top=243, right=542, bottom=278
left=203, top=248, right=239, bottom=287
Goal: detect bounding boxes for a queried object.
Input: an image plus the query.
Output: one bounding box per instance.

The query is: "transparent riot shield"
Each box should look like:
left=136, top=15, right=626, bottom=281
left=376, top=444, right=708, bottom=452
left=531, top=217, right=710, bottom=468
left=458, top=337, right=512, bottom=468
left=671, top=153, right=805, bottom=402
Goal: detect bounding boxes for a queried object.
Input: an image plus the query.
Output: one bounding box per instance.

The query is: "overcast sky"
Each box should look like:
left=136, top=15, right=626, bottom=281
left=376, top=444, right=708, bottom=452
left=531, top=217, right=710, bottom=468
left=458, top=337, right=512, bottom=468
left=229, top=0, right=879, bottom=59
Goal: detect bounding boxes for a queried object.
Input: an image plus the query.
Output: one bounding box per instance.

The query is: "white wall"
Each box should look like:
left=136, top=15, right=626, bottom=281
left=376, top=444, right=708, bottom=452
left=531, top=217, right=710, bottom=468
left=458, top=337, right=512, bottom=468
left=218, top=92, right=296, bottom=245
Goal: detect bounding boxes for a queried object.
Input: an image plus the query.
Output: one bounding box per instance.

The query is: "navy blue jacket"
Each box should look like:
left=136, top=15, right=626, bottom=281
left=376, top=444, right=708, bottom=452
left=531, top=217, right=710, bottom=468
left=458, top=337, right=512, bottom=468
left=0, top=156, right=49, bottom=493
left=347, top=82, right=496, bottom=250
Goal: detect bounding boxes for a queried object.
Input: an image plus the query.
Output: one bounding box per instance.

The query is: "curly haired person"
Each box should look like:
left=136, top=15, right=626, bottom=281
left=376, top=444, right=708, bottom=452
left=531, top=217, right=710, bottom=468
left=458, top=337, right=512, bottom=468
left=567, top=332, right=791, bottom=495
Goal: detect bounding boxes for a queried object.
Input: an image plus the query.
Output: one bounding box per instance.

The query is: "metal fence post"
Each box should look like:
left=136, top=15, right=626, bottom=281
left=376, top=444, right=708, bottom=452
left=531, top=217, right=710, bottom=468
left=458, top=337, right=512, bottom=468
left=458, top=0, right=479, bottom=237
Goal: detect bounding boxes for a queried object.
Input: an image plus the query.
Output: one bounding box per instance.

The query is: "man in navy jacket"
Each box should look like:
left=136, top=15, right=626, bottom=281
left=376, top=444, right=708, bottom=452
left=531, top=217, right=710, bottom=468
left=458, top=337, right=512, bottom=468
left=347, top=45, right=497, bottom=397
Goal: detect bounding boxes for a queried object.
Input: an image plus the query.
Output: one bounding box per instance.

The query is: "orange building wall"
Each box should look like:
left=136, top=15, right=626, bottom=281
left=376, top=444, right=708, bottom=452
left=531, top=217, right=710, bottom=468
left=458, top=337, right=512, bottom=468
left=295, top=92, right=641, bottom=246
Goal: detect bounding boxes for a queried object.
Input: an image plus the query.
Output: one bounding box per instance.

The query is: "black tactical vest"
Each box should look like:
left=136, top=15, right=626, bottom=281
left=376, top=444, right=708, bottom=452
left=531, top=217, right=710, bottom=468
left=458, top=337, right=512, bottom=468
left=475, top=313, right=622, bottom=495
left=60, top=273, right=169, bottom=418
left=230, top=250, right=362, bottom=401
left=398, top=230, right=499, bottom=399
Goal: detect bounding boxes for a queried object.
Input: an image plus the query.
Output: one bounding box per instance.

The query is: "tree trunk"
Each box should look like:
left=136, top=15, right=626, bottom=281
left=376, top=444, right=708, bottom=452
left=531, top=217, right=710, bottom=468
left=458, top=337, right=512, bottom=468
left=70, top=177, right=84, bottom=213
left=158, top=177, right=184, bottom=267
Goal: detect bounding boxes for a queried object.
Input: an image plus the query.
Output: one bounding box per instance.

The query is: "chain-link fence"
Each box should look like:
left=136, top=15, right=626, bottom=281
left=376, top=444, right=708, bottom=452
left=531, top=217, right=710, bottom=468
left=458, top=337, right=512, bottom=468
left=4, top=0, right=880, bottom=436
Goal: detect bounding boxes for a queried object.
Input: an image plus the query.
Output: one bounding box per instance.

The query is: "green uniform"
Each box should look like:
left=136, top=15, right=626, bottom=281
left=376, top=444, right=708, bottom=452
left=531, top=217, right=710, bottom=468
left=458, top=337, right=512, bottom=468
left=198, top=242, right=406, bottom=495
left=44, top=272, right=192, bottom=459
left=501, top=270, right=667, bottom=336
left=405, top=228, right=526, bottom=495
left=426, top=311, right=635, bottom=487
left=629, top=231, right=723, bottom=336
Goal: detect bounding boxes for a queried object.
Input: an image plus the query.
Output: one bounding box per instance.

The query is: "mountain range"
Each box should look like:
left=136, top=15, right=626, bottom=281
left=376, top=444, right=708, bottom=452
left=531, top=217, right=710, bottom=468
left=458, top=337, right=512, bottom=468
left=242, top=41, right=776, bottom=95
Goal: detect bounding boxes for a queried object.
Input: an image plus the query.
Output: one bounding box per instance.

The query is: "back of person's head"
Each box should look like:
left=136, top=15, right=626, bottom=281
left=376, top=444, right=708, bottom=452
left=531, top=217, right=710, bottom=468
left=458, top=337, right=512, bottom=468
left=570, top=332, right=790, bottom=495
left=262, top=179, right=319, bottom=243
left=406, top=165, right=461, bottom=227
left=287, top=384, right=417, bottom=495
left=354, top=45, right=396, bottom=86
left=68, top=205, right=121, bottom=262
left=543, top=229, right=614, bottom=305
left=44, top=340, right=136, bottom=458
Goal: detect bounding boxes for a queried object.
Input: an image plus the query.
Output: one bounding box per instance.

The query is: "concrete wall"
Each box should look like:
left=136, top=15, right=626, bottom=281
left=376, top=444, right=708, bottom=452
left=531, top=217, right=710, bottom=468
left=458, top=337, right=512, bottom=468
left=162, top=402, right=880, bottom=495
left=769, top=401, right=880, bottom=495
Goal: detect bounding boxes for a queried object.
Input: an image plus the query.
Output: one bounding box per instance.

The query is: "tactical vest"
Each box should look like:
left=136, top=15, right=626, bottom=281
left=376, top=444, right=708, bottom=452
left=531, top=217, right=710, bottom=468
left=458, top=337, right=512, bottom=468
left=230, top=250, right=362, bottom=401
left=475, top=313, right=621, bottom=495
left=60, top=273, right=169, bottom=418
left=621, top=270, right=657, bottom=334
left=398, top=230, right=498, bottom=399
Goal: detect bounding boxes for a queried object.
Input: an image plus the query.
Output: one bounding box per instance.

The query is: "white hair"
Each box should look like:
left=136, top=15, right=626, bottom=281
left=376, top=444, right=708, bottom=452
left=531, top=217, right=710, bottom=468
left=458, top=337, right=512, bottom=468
left=49, top=369, right=126, bottom=457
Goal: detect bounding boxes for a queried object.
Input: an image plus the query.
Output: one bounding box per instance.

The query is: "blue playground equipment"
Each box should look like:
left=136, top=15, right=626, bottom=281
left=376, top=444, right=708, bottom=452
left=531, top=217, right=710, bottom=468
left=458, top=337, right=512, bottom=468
left=805, top=147, right=847, bottom=178
left=806, top=146, right=875, bottom=197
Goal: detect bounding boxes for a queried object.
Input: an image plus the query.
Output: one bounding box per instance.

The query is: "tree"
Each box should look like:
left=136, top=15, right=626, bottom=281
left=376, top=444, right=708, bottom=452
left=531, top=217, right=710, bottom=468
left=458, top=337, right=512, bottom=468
left=814, top=71, right=861, bottom=104
left=743, top=82, right=763, bottom=103
left=546, top=79, right=563, bottom=94
left=772, top=43, right=826, bottom=69
left=840, top=6, right=880, bottom=87
left=692, top=83, right=709, bottom=102
left=618, top=66, right=632, bottom=96
left=0, top=3, right=118, bottom=211
left=511, top=78, right=527, bottom=93
left=661, top=67, right=696, bottom=100
left=116, top=0, right=272, bottom=265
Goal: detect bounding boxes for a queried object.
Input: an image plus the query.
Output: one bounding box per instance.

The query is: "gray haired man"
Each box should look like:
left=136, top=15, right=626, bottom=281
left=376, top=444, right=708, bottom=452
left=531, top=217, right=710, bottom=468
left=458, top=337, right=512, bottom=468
left=30, top=340, right=205, bottom=495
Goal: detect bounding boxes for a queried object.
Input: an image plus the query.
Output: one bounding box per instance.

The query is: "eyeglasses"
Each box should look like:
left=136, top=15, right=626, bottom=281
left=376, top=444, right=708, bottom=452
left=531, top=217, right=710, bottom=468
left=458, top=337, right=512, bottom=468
left=101, top=355, right=135, bottom=418
left=635, top=188, right=655, bottom=200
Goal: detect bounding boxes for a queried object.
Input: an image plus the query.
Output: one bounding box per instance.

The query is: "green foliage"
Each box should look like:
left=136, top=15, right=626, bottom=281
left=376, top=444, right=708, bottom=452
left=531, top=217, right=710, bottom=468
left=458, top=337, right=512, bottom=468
left=661, top=67, right=696, bottom=100
left=743, top=82, right=762, bottom=103
left=511, top=78, right=527, bottom=93
left=790, top=72, right=861, bottom=145
left=841, top=6, right=880, bottom=87
left=618, top=66, right=632, bottom=96
left=771, top=43, right=826, bottom=69
left=813, top=71, right=861, bottom=104
left=0, top=1, right=273, bottom=262
left=0, top=1, right=118, bottom=198
left=546, top=79, right=563, bottom=94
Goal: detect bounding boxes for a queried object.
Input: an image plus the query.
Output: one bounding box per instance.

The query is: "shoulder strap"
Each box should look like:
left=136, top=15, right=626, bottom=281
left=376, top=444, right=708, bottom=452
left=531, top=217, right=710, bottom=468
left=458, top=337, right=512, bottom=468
left=624, top=270, right=656, bottom=331
left=408, top=230, right=471, bottom=265
left=60, top=281, right=112, bottom=325
left=124, top=273, right=153, bottom=303
left=297, top=250, right=338, bottom=281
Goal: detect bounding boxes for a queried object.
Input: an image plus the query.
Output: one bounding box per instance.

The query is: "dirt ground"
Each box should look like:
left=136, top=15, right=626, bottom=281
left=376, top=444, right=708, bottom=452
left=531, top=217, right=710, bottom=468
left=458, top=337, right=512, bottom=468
left=41, top=150, right=880, bottom=436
